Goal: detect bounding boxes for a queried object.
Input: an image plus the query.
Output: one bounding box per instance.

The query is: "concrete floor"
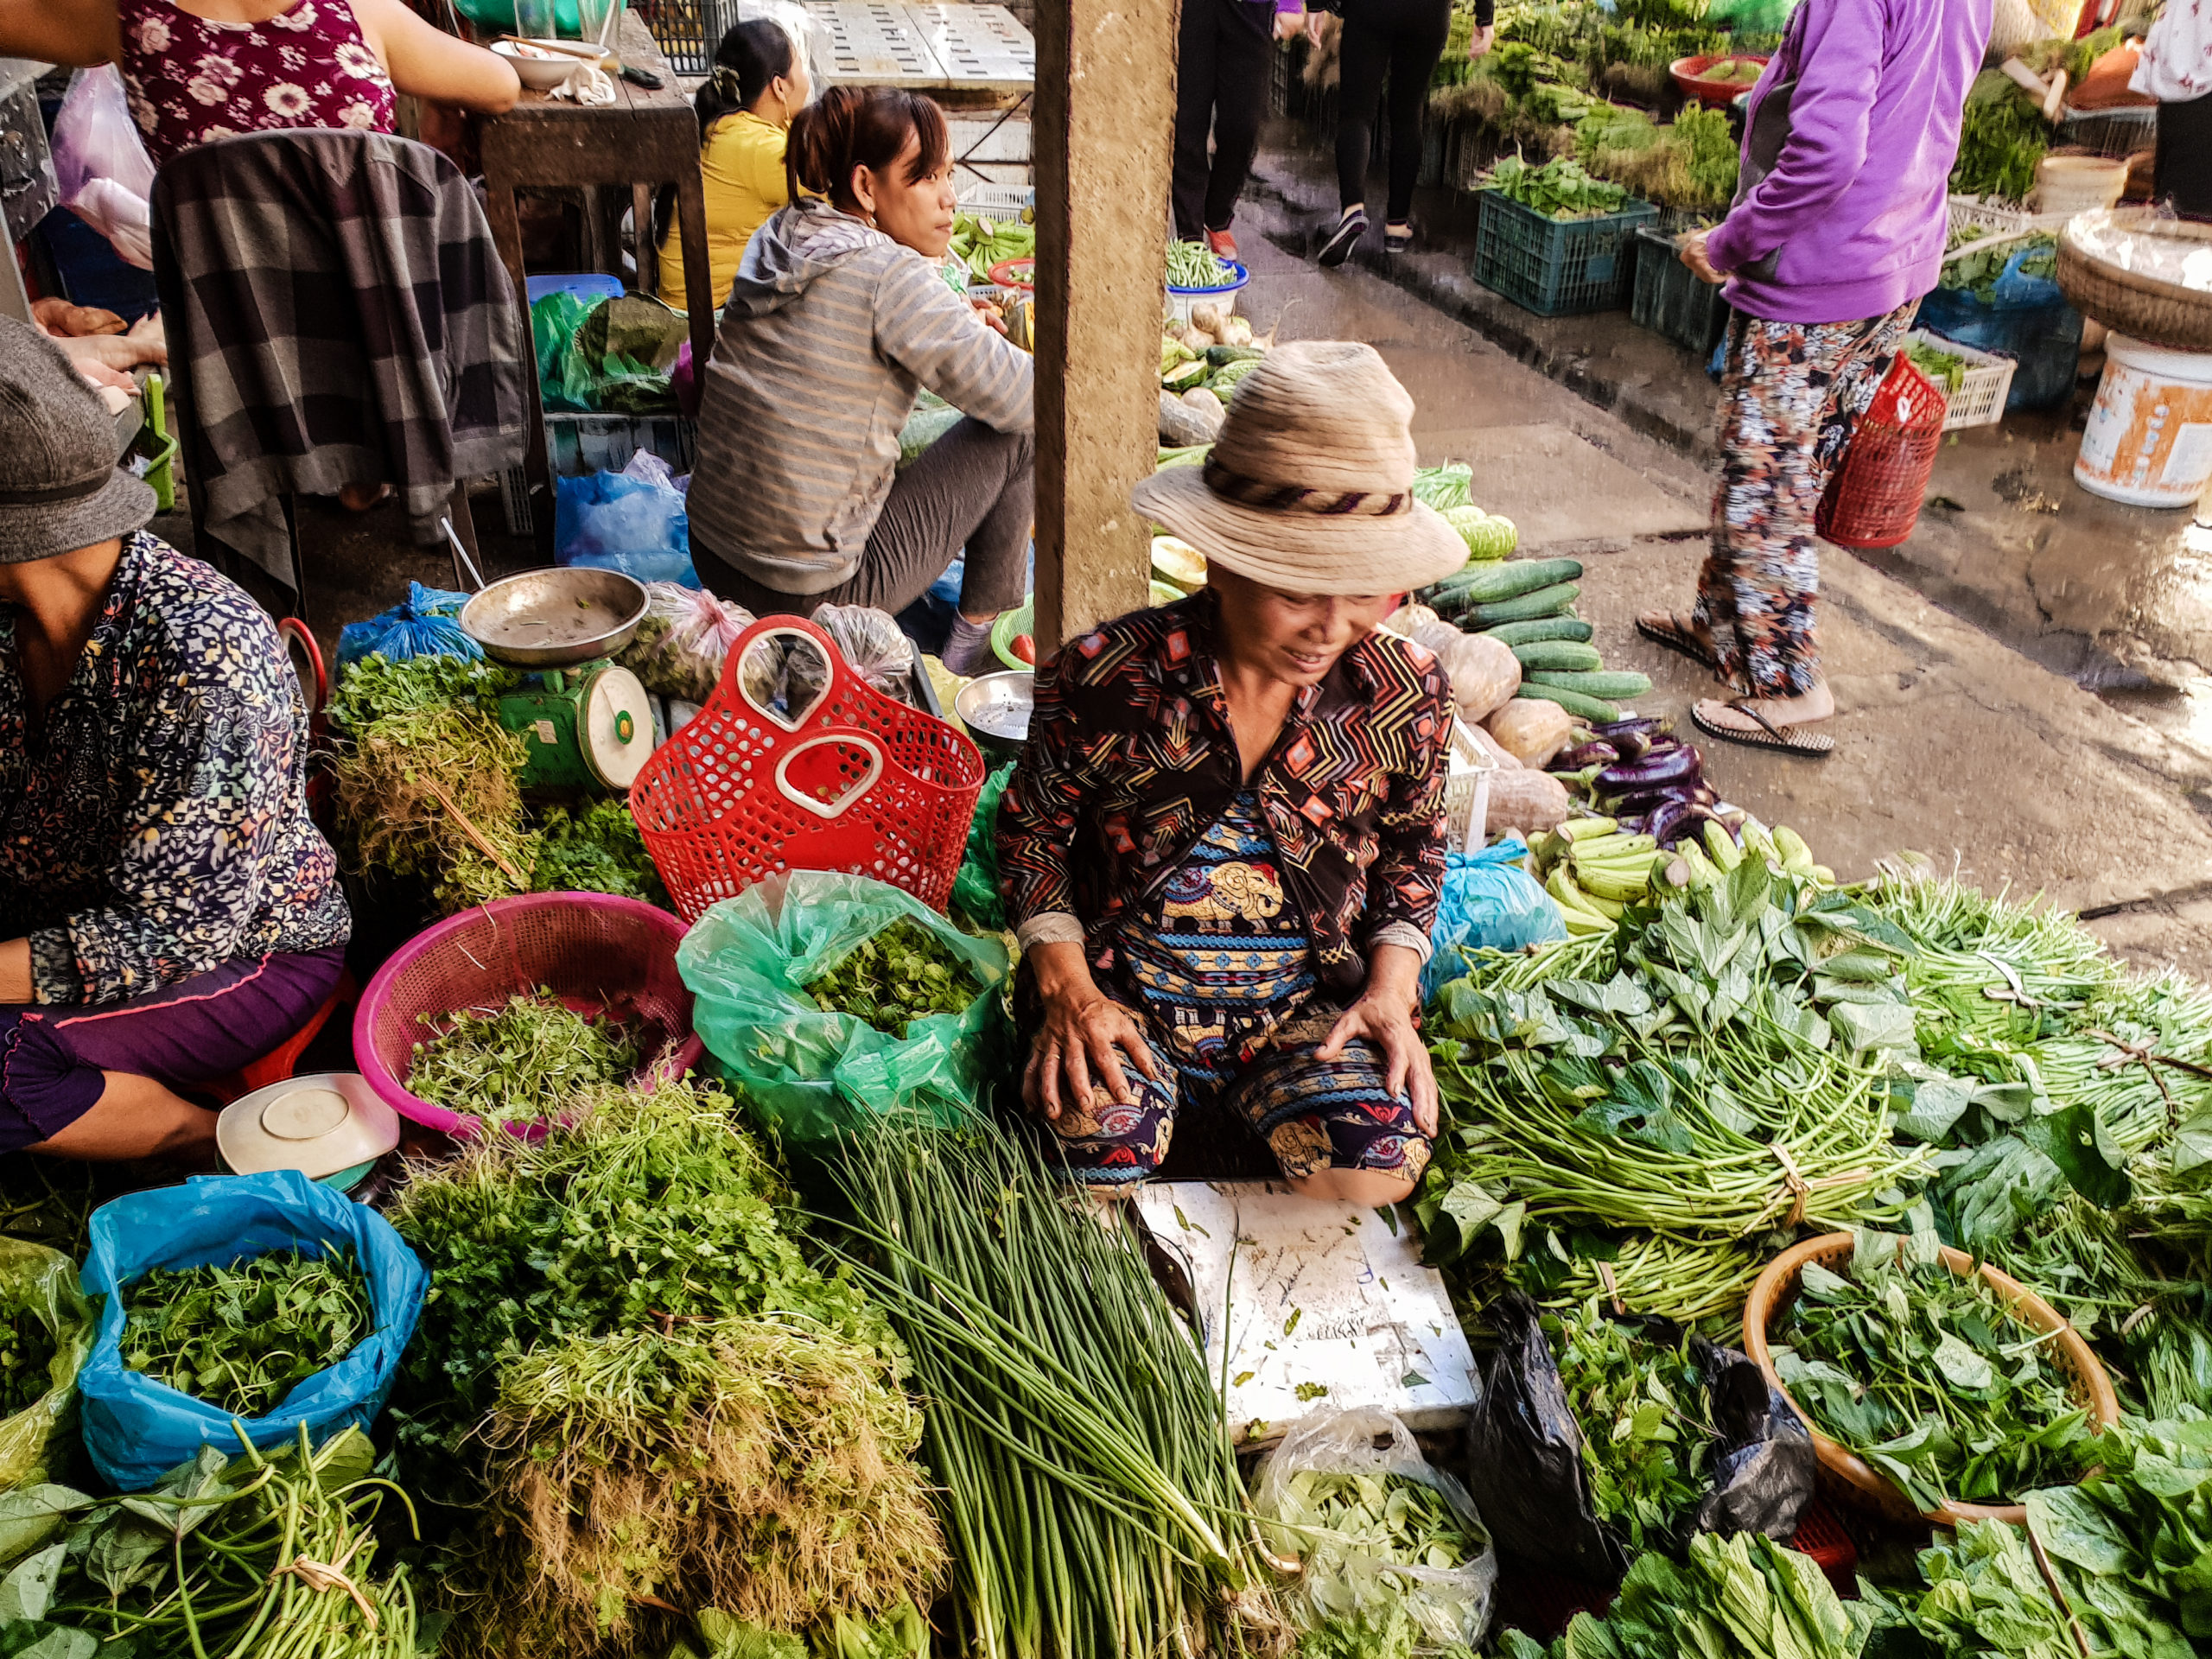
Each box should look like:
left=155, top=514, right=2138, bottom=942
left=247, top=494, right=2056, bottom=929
left=1228, top=184, right=2212, bottom=980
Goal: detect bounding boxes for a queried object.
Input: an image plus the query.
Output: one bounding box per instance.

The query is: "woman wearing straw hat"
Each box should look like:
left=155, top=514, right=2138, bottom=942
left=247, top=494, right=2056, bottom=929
left=996, top=341, right=1465, bottom=1202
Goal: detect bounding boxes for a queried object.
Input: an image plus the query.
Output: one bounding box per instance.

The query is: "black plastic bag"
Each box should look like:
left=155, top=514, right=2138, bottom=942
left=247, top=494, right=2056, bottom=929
left=1463, top=1295, right=1815, bottom=1583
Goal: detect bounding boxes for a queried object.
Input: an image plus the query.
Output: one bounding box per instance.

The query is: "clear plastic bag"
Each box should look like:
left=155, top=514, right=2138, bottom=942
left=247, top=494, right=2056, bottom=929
left=0, top=1238, right=95, bottom=1495
left=619, top=582, right=753, bottom=702
left=50, top=68, right=155, bottom=270
left=1255, top=1408, right=1498, bottom=1651
left=811, top=605, right=916, bottom=702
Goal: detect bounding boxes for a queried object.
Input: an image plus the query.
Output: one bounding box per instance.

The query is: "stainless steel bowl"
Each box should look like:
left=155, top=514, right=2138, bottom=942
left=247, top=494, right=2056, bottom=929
left=461, top=568, right=651, bottom=667
left=953, top=670, right=1033, bottom=760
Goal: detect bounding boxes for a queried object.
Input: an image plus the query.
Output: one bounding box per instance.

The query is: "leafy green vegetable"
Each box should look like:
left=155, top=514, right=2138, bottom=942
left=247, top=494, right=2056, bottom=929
left=1552, top=1318, right=1713, bottom=1554
left=2024, top=1417, right=2212, bottom=1646
left=530, top=798, right=668, bottom=906
left=1904, top=340, right=1967, bottom=397
left=1770, top=1228, right=2097, bottom=1514
left=1941, top=230, right=2057, bottom=303
left=804, top=919, right=984, bottom=1038
left=1949, top=70, right=2049, bottom=203
left=407, top=989, right=642, bottom=1125
left=327, top=650, right=517, bottom=734
left=118, top=1248, right=371, bottom=1421
left=1480, top=155, right=1630, bottom=220
left=0, top=1303, right=57, bottom=1419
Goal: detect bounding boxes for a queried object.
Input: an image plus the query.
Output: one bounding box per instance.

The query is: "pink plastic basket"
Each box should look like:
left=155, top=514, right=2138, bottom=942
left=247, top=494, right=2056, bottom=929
left=352, top=892, right=704, bottom=1140
left=631, top=614, right=986, bottom=920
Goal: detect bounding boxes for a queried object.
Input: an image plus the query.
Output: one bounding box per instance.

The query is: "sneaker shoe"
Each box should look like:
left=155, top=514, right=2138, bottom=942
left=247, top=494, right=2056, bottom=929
left=1205, top=226, right=1240, bottom=262
left=1383, top=222, right=1413, bottom=254
left=1318, top=208, right=1366, bottom=268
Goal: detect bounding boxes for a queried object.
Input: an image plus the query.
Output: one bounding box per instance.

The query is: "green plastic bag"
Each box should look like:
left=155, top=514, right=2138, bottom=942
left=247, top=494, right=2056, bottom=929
left=949, top=762, right=1014, bottom=931
left=531, top=292, right=683, bottom=416
left=0, top=1238, right=95, bottom=1495
left=1706, top=0, right=1798, bottom=35
left=677, top=873, right=1011, bottom=1149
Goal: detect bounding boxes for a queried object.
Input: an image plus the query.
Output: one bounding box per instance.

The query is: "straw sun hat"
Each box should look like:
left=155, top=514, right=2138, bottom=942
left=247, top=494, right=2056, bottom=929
left=1131, top=340, right=1466, bottom=596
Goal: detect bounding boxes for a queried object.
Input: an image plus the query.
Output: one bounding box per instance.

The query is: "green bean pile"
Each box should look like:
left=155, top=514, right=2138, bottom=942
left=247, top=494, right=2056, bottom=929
left=1166, top=240, right=1236, bottom=289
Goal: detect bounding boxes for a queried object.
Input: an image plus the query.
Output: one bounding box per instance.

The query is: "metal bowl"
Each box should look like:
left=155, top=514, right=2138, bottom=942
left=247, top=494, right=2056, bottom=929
left=461, top=567, right=651, bottom=667
left=954, top=670, right=1033, bottom=761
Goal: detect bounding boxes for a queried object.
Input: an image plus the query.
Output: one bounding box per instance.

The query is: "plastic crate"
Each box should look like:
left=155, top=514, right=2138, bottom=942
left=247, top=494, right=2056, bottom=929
left=1904, top=328, right=2017, bottom=430
left=1472, top=191, right=1658, bottom=317
left=957, top=182, right=1034, bottom=218
left=1630, top=225, right=1732, bottom=355
left=1946, top=194, right=2075, bottom=239
left=498, top=414, right=697, bottom=535
left=2056, top=104, right=2157, bottom=159
left=1789, top=1501, right=1859, bottom=1599
left=634, top=0, right=731, bottom=75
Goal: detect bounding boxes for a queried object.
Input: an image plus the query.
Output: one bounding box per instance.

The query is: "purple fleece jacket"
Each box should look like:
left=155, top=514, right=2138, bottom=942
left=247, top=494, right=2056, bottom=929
left=1707, top=0, right=1994, bottom=324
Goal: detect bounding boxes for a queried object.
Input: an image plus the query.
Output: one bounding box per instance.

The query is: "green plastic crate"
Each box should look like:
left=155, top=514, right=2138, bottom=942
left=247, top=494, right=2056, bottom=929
left=1630, top=225, right=1732, bottom=356
left=1471, top=191, right=1658, bottom=317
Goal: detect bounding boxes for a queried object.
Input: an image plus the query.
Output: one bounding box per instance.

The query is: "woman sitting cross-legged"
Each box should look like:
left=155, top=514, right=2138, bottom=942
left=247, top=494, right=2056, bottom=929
left=996, top=341, right=1465, bottom=1203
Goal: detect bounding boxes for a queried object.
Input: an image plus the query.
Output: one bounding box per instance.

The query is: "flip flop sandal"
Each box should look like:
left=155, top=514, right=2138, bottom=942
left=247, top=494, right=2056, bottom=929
left=1636, top=613, right=1721, bottom=672
left=1691, top=697, right=1835, bottom=759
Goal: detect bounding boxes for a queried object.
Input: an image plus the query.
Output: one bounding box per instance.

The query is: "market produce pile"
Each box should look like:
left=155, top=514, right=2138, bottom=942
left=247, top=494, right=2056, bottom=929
left=804, top=919, right=984, bottom=1038
left=406, top=989, right=644, bottom=1124
left=119, top=1247, right=372, bottom=1421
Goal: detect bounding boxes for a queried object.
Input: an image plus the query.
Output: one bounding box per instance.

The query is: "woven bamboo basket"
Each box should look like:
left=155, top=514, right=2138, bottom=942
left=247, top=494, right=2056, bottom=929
left=1742, top=1231, right=2119, bottom=1529
left=2056, top=209, right=2212, bottom=353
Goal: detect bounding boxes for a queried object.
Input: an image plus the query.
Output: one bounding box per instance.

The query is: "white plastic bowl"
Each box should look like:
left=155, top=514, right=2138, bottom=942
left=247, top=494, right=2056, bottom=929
left=493, top=38, right=582, bottom=89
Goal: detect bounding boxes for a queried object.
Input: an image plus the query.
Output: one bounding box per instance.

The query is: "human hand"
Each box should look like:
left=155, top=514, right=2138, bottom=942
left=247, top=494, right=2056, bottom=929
left=1316, top=944, right=1437, bottom=1135
left=1024, top=988, right=1160, bottom=1119
left=1305, top=10, right=1329, bottom=48
left=1274, top=7, right=1306, bottom=40
left=1679, top=227, right=1724, bottom=286
left=52, top=332, right=164, bottom=381
left=970, top=296, right=1008, bottom=336
left=1468, top=22, right=1495, bottom=57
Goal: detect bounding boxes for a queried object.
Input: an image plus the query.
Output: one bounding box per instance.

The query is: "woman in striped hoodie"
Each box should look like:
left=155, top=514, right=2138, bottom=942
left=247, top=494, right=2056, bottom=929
left=687, top=86, right=1034, bottom=676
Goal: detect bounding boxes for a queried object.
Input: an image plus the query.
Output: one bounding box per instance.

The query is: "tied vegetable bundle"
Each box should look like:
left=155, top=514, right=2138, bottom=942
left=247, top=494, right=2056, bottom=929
left=804, top=919, right=984, bottom=1039
left=118, top=1247, right=372, bottom=1422
left=406, top=989, right=643, bottom=1126
left=1768, top=1227, right=2098, bottom=1515
left=830, top=1123, right=1287, bottom=1659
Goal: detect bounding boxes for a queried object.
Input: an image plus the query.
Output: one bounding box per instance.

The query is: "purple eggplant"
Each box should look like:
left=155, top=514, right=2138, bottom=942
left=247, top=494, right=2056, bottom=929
left=1596, top=743, right=1703, bottom=796
left=1594, top=716, right=1668, bottom=740
left=1648, top=798, right=1722, bottom=849
left=1605, top=783, right=1714, bottom=820
left=1552, top=740, right=1620, bottom=772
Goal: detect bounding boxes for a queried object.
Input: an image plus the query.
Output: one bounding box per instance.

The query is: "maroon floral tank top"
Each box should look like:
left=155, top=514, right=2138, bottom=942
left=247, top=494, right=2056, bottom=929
left=118, top=0, right=397, bottom=167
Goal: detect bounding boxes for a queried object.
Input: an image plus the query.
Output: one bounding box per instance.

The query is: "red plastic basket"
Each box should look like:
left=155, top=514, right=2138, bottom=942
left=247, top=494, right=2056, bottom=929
left=1815, top=354, right=1948, bottom=550
left=631, top=614, right=986, bottom=920
left=1789, top=1499, right=1860, bottom=1598
left=353, top=893, right=703, bottom=1141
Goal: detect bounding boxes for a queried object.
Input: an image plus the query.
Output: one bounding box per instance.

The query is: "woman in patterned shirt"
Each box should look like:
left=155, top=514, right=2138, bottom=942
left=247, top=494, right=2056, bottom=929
left=0, top=320, right=350, bottom=1163
left=996, top=342, right=1466, bottom=1203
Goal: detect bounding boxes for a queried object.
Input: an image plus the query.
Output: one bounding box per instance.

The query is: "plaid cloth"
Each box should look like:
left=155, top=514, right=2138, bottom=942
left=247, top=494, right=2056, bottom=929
left=150, top=130, right=528, bottom=584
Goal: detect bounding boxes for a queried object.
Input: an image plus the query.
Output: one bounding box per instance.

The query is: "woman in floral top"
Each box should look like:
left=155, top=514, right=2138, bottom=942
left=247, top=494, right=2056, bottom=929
left=997, top=343, right=1466, bottom=1201
left=0, top=321, right=350, bottom=1162
left=0, top=0, right=518, bottom=168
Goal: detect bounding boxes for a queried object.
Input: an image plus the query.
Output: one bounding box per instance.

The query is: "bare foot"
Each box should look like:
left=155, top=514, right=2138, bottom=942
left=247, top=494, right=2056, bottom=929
left=339, top=481, right=393, bottom=512
left=1693, top=680, right=1836, bottom=736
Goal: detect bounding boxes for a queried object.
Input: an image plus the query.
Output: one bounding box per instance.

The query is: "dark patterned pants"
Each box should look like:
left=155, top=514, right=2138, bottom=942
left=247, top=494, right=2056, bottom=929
left=1695, top=300, right=1918, bottom=697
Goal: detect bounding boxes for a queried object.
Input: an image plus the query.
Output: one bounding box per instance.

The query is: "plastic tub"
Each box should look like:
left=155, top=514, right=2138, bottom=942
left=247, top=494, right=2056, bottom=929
left=1166, top=261, right=1249, bottom=326
left=2075, top=334, right=2212, bottom=508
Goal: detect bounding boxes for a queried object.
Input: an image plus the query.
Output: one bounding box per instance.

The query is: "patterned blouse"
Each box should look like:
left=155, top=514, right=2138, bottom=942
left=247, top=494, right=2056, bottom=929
left=118, top=0, right=397, bottom=168
left=0, top=533, right=350, bottom=1005
left=997, top=587, right=1452, bottom=1001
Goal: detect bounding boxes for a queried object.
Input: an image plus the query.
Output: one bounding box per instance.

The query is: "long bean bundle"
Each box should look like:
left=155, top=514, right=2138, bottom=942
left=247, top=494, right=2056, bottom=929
left=830, top=1124, right=1287, bottom=1659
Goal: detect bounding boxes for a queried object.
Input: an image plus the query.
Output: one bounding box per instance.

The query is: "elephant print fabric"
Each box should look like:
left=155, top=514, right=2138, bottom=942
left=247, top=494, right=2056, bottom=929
left=1046, top=790, right=1429, bottom=1187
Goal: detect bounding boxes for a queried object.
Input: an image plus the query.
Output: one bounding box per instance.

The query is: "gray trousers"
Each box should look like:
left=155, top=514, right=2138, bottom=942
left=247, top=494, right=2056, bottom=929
left=694, top=417, right=1034, bottom=620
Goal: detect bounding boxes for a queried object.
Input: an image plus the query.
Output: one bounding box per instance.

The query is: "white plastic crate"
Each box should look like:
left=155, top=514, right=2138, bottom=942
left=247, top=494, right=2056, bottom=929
left=957, top=181, right=1034, bottom=217
left=1443, top=717, right=1500, bottom=850
left=1946, top=194, right=2075, bottom=240
left=1906, top=329, right=2017, bottom=431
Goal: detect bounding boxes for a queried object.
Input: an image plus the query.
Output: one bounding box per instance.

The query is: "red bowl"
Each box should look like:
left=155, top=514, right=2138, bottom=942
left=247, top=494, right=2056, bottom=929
left=1671, top=53, right=1770, bottom=105
left=987, top=257, right=1036, bottom=290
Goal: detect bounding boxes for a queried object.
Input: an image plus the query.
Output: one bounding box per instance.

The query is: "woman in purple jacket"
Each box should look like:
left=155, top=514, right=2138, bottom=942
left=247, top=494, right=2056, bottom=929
left=1637, top=0, right=1992, bottom=757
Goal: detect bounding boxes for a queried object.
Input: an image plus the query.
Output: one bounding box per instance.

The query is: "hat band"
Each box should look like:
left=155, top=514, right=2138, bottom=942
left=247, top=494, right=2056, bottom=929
left=0, top=470, right=113, bottom=508
left=1201, top=457, right=1408, bottom=518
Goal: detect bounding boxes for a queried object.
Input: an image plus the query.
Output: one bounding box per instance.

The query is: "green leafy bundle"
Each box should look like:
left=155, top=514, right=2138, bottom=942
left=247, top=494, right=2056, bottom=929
left=1769, top=1230, right=2096, bottom=1514
left=327, top=650, right=518, bottom=734
left=1480, top=155, right=1630, bottom=219
left=1266, top=1466, right=1487, bottom=1578
left=1499, top=1532, right=1871, bottom=1659
left=2023, top=1416, right=2212, bottom=1647
left=407, top=990, right=643, bottom=1126
left=1904, top=339, right=1967, bottom=397
left=1941, top=230, right=2057, bottom=302
left=1856, top=1518, right=2088, bottom=1659
left=120, top=1247, right=371, bottom=1421
left=804, top=919, right=984, bottom=1038
left=531, top=798, right=668, bottom=906
left=1949, top=70, right=2049, bottom=203
left=1552, top=1318, right=1714, bottom=1554
left=0, top=1302, right=58, bottom=1418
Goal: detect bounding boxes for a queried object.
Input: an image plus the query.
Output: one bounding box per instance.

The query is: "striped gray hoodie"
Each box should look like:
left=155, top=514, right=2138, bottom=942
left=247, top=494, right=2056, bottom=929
left=687, top=199, right=1034, bottom=594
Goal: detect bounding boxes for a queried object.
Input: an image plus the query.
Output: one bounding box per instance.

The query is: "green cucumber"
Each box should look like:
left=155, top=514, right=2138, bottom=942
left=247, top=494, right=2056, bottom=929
left=1205, top=344, right=1265, bottom=366
left=1527, top=669, right=1654, bottom=700
left=1479, top=617, right=1594, bottom=647
left=1432, top=556, right=1583, bottom=605
left=1512, top=639, right=1604, bottom=673
left=1516, top=683, right=1621, bottom=723
left=1465, top=581, right=1580, bottom=626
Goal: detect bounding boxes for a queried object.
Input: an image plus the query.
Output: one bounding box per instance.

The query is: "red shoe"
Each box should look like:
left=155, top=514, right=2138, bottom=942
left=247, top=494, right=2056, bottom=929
left=1205, top=226, right=1240, bottom=262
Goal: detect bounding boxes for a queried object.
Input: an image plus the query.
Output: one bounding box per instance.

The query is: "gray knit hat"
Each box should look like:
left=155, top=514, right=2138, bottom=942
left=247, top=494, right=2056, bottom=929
left=0, top=317, right=156, bottom=564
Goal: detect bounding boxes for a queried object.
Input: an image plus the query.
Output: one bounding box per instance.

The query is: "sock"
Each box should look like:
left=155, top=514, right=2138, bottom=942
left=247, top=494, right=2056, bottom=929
left=942, top=613, right=997, bottom=677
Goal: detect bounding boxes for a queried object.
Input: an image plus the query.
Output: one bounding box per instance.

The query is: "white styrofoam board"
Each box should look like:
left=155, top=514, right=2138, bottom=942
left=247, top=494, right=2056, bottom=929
left=1132, top=1179, right=1480, bottom=1448
left=946, top=111, right=1031, bottom=162
left=803, top=0, right=944, bottom=85
left=903, top=0, right=1034, bottom=85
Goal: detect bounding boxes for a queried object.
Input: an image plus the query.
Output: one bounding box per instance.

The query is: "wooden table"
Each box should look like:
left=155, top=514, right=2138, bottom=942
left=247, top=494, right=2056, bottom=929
left=478, top=10, right=711, bottom=548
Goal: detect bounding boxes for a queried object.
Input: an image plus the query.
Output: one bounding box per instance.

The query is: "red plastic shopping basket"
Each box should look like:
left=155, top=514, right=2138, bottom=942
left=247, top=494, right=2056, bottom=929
left=630, top=614, right=987, bottom=920
left=1815, top=353, right=1948, bottom=550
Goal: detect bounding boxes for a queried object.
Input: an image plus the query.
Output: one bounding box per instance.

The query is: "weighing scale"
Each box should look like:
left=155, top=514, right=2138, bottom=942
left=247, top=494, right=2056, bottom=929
left=460, top=569, right=658, bottom=791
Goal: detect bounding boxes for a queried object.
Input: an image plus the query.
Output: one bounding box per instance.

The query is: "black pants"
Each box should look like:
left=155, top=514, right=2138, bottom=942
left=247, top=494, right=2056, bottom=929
left=1336, top=0, right=1450, bottom=224
left=1173, top=0, right=1275, bottom=238
left=2157, top=92, right=2212, bottom=221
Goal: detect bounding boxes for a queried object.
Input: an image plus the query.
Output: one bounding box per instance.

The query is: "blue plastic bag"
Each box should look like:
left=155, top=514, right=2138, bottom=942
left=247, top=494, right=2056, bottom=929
left=1423, top=836, right=1564, bottom=1001
left=1918, top=247, right=2082, bottom=413
left=555, top=467, right=697, bottom=588
left=76, top=1170, right=428, bottom=1491
left=335, top=581, right=480, bottom=670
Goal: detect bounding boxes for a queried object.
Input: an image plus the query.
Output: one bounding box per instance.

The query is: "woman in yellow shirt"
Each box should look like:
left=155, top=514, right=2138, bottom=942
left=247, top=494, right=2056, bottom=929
left=660, top=19, right=810, bottom=314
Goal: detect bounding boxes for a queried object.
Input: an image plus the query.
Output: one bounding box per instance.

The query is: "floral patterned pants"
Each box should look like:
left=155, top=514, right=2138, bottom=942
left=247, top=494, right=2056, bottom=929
left=1695, top=300, right=1918, bottom=697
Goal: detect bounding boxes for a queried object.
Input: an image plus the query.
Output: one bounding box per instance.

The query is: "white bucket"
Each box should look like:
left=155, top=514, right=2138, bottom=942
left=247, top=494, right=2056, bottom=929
left=2075, top=334, right=2212, bottom=508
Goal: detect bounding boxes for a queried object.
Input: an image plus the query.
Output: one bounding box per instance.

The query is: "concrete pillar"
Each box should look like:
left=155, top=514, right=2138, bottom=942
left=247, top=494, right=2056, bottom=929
left=1030, top=0, right=1176, bottom=649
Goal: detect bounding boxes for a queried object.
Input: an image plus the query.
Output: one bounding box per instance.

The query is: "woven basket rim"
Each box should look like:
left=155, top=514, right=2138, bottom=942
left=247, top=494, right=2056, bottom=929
left=1742, top=1230, right=2120, bottom=1529
left=2057, top=211, right=2212, bottom=352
